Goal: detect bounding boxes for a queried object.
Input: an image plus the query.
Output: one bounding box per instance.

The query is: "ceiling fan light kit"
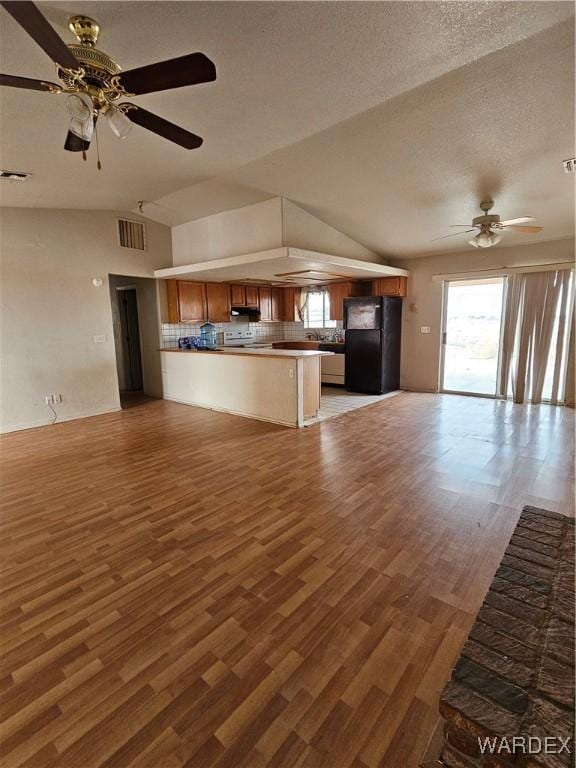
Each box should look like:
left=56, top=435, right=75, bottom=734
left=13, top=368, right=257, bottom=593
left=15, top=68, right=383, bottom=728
left=0, top=2, right=217, bottom=161
left=434, top=199, right=543, bottom=249
left=105, top=106, right=132, bottom=139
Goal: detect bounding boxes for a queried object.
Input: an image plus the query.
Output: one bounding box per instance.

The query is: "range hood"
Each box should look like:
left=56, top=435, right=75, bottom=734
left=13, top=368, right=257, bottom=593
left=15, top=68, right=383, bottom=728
left=231, top=306, right=261, bottom=318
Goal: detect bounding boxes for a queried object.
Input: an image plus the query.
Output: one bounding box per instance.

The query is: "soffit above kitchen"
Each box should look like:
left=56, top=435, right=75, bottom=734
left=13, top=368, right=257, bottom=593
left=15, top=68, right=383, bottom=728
left=154, top=247, right=408, bottom=286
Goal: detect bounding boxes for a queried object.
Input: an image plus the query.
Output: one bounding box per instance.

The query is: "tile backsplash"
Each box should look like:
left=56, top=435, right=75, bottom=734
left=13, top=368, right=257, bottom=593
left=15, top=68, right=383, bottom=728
left=160, top=321, right=343, bottom=348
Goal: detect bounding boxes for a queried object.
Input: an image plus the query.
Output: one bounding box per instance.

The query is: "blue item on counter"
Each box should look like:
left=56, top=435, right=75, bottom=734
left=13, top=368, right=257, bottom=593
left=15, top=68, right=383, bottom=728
left=200, top=322, right=217, bottom=349
left=178, top=336, right=192, bottom=349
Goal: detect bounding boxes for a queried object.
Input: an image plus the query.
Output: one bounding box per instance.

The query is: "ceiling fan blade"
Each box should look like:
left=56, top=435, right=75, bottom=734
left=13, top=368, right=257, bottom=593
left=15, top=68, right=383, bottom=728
left=432, top=229, right=476, bottom=241
left=64, top=131, right=90, bottom=152
left=1, top=1, right=79, bottom=70
left=499, top=216, right=536, bottom=226
left=504, top=225, right=543, bottom=234
left=120, top=104, right=203, bottom=149
left=448, top=224, right=477, bottom=228
left=0, top=73, right=60, bottom=91
left=118, top=53, right=216, bottom=96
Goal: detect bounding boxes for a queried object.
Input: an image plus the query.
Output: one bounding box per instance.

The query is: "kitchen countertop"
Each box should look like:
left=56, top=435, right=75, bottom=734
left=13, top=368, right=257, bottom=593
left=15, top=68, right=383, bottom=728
left=159, top=348, right=333, bottom=359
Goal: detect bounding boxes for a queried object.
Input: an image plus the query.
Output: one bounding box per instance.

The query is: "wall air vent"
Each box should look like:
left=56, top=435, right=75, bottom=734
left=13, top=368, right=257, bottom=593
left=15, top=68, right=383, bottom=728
left=117, top=218, right=146, bottom=251
left=562, top=158, right=576, bottom=174
left=0, top=170, right=30, bottom=181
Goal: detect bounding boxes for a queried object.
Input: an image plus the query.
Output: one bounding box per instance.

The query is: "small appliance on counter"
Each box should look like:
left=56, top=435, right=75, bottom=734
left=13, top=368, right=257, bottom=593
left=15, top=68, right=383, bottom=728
left=343, top=297, right=402, bottom=394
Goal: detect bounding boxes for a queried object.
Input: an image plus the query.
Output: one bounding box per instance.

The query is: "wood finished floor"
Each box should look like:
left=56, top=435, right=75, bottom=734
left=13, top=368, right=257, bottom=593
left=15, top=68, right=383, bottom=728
left=1, top=393, right=574, bottom=768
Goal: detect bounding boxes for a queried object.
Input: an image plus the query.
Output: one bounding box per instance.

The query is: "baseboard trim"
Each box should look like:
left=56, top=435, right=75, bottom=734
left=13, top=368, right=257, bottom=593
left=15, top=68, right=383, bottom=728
left=0, top=405, right=121, bottom=435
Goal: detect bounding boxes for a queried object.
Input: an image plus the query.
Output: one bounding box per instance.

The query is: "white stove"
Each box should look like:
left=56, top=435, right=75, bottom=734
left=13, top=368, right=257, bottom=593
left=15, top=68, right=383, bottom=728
left=221, top=330, right=272, bottom=349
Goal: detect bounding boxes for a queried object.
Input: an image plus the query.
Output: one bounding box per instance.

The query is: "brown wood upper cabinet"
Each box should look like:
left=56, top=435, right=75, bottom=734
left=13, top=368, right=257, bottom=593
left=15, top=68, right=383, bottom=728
left=230, top=284, right=246, bottom=306
left=245, top=286, right=259, bottom=307
left=167, top=280, right=207, bottom=323
left=206, top=283, right=231, bottom=323
left=259, top=286, right=272, bottom=321
left=282, top=287, right=301, bottom=322
left=230, top=284, right=259, bottom=307
left=271, top=288, right=284, bottom=321
left=327, top=282, right=353, bottom=322
left=373, top=276, right=408, bottom=297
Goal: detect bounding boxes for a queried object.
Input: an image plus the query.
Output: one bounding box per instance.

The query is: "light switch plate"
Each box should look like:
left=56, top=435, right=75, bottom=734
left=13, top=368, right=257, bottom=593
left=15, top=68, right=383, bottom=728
left=420, top=326, right=431, bottom=334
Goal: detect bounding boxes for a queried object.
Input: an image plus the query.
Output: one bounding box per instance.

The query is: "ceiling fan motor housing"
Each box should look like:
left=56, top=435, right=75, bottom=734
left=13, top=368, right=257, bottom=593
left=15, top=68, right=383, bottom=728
left=58, top=16, right=121, bottom=96
left=472, top=213, right=501, bottom=230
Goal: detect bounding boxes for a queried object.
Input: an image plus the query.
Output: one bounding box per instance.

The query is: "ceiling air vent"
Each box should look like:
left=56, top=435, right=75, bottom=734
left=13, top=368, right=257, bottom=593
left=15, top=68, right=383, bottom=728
left=1, top=170, right=30, bottom=181
left=117, top=218, right=146, bottom=251
left=562, top=158, right=576, bottom=174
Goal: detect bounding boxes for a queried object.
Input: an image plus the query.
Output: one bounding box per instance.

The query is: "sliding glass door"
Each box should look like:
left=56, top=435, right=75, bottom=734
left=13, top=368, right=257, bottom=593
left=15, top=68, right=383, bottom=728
left=440, top=278, right=505, bottom=396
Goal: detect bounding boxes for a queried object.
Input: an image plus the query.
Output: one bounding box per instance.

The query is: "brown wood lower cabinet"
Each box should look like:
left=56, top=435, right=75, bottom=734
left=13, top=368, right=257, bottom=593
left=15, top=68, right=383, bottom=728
left=206, top=283, right=231, bottom=323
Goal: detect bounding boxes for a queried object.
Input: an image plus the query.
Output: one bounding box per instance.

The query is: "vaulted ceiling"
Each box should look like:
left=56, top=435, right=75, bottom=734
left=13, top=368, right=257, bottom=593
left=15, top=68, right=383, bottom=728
left=1, top=1, right=574, bottom=257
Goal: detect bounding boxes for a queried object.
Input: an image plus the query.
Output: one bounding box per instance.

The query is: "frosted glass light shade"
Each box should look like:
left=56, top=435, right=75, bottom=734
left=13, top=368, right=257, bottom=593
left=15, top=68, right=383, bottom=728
left=68, top=116, right=93, bottom=142
left=67, top=92, right=93, bottom=121
left=468, top=231, right=503, bottom=249
left=106, top=107, right=132, bottom=139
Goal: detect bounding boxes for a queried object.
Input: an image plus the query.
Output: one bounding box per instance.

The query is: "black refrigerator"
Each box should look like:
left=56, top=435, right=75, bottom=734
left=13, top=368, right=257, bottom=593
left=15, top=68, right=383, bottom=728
left=344, top=296, right=402, bottom=394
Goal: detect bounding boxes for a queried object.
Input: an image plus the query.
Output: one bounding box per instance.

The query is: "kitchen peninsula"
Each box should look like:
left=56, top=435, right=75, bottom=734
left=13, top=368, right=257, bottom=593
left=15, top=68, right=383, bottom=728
left=160, top=347, right=332, bottom=427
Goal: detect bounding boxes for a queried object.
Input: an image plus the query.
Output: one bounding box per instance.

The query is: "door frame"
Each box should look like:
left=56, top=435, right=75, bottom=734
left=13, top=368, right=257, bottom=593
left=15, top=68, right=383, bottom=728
left=438, top=276, right=508, bottom=398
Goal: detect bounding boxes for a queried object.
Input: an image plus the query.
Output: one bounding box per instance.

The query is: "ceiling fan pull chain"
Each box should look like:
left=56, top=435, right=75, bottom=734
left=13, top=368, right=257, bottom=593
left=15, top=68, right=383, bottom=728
left=95, top=120, right=102, bottom=171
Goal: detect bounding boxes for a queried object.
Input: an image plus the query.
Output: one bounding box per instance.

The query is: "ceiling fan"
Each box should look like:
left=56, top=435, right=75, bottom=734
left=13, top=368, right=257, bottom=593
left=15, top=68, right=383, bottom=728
left=0, top=1, right=216, bottom=159
left=434, top=200, right=543, bottom=248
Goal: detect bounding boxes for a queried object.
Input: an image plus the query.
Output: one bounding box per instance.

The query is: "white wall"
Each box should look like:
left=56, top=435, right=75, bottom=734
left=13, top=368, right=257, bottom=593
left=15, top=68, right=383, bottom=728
left=170, top=197, right=386, bottom=266
left=172, top=198, right=283, bottom=265
left=0, top=208, right=172, bottom=432
left=393, top=238, right=575, bottom=392
left=281, top=199, right=380, bottom=261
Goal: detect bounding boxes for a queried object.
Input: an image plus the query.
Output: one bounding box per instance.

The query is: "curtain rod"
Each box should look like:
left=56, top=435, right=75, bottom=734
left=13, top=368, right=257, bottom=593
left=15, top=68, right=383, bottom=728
left=432, top=261, right=575, bottom=281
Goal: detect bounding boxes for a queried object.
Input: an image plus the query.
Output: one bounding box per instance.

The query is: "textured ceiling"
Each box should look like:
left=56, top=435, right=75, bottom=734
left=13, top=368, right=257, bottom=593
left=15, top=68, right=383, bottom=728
left=0, top=1, right=574, bottom=257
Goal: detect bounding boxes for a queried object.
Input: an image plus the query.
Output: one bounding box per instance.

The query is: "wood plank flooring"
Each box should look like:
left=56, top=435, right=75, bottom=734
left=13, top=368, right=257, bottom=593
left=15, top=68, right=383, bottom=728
left=1, top=393, right=573, bottom=768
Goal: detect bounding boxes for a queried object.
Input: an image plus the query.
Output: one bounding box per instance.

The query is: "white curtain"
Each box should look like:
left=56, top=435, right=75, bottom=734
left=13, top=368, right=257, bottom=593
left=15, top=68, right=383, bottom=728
left=498, top=270, right=575, bottom=405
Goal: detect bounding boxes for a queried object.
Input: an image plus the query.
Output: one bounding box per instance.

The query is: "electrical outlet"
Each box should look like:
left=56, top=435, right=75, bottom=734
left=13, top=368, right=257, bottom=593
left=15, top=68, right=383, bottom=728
left=420, top=326, right=431, bottom=334
left=93, top=334, right=106, bottom=344
left=289, top=368, right=295, bottom=378
left=44, top=394, right=62, bottom=405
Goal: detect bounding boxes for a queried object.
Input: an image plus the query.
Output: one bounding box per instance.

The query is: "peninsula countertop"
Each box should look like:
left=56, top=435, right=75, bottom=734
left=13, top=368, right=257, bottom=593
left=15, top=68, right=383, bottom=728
left=159, top=347, right=333, bottom=359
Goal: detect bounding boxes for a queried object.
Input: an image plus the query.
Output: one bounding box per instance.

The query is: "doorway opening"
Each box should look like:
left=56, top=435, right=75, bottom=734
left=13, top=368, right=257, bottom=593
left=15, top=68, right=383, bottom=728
left=115, top=286, right=144, bottom=401
left=440, top=277, right=505, bottom=396
left=109, top=274, right=163, bottom=410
